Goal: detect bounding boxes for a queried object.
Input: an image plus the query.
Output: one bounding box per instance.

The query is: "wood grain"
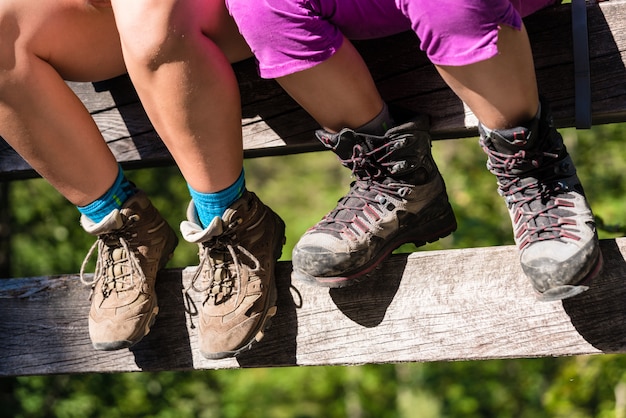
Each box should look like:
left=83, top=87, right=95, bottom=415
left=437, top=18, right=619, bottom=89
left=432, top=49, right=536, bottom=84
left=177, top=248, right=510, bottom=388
left=2, top=238, right=626, bottom=376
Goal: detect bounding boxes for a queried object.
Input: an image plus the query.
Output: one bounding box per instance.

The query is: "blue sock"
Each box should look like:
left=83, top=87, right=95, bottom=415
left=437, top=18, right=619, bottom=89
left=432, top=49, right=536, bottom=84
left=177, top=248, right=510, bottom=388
left=188, top=169, right=245, bottom=228
left=77, top=166, right=135, bottom=223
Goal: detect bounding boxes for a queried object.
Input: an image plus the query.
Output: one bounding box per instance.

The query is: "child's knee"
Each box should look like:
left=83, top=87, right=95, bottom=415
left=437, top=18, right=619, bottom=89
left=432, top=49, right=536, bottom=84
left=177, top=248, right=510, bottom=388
left=114, top=1, right=195, bottom=70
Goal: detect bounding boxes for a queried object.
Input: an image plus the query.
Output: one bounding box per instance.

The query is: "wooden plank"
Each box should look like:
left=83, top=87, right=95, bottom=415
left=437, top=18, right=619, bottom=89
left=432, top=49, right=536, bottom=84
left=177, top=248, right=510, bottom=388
left=1, top=1, right=626, bottom=180
left=2, top=237, right=626, bottom=377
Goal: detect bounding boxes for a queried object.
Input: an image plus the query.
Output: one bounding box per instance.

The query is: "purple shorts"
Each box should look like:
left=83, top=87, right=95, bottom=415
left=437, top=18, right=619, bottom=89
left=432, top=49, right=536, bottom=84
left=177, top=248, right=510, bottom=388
left=225, top=0, right=560, bottom=79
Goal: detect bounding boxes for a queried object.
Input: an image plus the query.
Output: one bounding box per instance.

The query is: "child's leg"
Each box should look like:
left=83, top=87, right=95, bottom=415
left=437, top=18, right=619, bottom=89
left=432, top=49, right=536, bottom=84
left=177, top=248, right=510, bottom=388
left=435, top=24, right=539, bottom=130
left=275, top=38, right=385, bottom=133
left=111, top=0, right=251, bottom=194
left=227, top=0, right=456, bottom=287
left=410, top=1, right=600, bottom=300
left=438, top=26, right=602, bottom=301
left=226, top=0, right=409, bottom=133
left=0, top=0, right=178, bottom=350
left=0, top=0, right=124, bottom=206
left=111, top=0, right=284, bottom=359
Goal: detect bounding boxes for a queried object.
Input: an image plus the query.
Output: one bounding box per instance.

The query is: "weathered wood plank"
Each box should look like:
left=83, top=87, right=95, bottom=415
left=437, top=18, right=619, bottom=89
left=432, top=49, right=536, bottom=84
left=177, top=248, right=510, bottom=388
left=1, top=1, right=626, bottom=180
left=2, top=237, right=625, bottom=376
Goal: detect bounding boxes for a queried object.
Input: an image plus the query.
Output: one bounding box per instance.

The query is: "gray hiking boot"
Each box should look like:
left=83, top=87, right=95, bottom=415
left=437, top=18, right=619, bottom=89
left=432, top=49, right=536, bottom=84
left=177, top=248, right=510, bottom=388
left=180, top=190, right=285, bottom=359
left=292, top=114, right=457, bottom=287
left=80, top=190, right=178, bottom=350
left=479, top=100, right=602, bottom=301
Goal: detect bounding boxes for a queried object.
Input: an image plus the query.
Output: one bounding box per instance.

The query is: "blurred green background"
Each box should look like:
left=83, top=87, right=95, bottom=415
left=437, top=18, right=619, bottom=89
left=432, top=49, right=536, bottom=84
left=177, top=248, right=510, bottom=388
left=2, top=123, right=626, bottom=417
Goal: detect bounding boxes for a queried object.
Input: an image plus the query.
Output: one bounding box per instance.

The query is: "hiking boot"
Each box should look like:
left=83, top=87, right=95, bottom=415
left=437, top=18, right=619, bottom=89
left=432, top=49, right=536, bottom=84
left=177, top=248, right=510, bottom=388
left=80, top=190, right=178, bottom=350
left=478, top=100, right=602, bottom=301
left=292, top=114, right=457, bottom=287
left=180, top=190, right=285, bottom=359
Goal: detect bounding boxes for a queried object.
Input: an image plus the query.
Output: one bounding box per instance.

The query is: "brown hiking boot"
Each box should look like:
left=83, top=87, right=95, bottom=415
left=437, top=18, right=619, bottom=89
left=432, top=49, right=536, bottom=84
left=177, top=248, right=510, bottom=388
left=180, top=190, right=285, bottom=359
left=80, top=190, right=178, bottom=350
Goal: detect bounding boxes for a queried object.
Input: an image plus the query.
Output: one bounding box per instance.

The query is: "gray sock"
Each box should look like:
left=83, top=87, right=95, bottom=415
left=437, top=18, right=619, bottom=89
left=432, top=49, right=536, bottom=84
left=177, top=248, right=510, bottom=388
left=355, top=102, right=395, bottom=136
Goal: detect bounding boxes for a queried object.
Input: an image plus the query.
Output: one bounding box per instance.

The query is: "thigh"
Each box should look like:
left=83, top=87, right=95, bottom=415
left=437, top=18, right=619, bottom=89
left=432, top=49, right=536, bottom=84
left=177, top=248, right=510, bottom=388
left=397, top=0, right=523, bottom=66
left=1, top=0, right=125, bottom=82
left=111, top=0, right=250, bottom=64
left=226, top=0, right=409, bottom=78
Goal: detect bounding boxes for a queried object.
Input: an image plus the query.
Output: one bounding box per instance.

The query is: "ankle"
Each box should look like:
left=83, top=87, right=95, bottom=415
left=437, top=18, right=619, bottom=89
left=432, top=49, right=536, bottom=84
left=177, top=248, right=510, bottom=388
left=188, top=169, right=245, bottom=228
left=77, top=165, right=135, bottom=223
left=355, top=102, right=395, bottom=136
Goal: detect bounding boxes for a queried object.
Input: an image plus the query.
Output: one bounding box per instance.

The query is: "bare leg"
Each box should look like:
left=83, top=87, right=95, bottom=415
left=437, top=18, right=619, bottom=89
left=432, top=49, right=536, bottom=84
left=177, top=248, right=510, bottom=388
left=0, top=0, right=126, bottom=206
left=254, top=24, right=537, bottom=134
left=276, top=38, right=385, bottom=133
left=443, top=24, right=600, bottom=300
left=435, top=24, right=539, bottom=130
left=271, top=37, right=455, bottom=287
left=111, top=0, right=252, bottom=193
left=109, top=1, right=286, bottom=359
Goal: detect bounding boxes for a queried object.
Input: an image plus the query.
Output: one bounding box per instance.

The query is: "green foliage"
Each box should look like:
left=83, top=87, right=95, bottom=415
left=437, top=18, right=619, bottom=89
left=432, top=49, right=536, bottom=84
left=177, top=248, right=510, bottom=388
left=564, top=124, right=626, bottom=238
left=3, top=122, right=626, bottom=417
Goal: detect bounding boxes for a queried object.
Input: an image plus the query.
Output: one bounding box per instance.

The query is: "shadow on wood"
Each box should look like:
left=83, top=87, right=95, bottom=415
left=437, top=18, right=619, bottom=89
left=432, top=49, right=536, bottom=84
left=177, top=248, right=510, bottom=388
left=328, top=261, right=406, bottom=329
left=563, top=239, right=626, bottom=353
left=128, top=270, right=194, bottom=371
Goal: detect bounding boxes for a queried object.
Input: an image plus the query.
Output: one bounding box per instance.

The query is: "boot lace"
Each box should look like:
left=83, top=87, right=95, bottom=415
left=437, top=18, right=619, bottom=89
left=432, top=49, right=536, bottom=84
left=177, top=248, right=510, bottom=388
left=79, top=215, right=145, bottom=297
left=341, top=136, right=410, bottom=180
left=481, top=142, right=579, bottom=249
left=313, top=141, right=412, bottom=240
left=184, top=218, right=260, bottom=310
